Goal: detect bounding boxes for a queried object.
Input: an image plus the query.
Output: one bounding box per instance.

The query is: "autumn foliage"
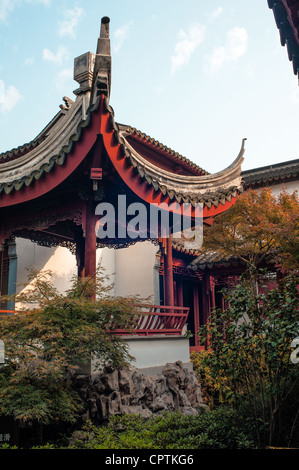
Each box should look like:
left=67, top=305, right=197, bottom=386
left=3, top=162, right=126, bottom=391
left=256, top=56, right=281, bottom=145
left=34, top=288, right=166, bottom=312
left=0, top=269, right=140, bottom=433
left=201, top=187, right=299, bottom=271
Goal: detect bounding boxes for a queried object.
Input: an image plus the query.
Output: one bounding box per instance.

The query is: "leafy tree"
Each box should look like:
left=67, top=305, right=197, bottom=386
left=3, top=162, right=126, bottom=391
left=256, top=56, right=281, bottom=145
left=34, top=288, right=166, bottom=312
left=194, top=272, right=299, bottom=448
left=201, top=188, right=299, bottom=273
left=273, top=190, right=299, bottom=270
left=0, top=268, right=140, bottom=444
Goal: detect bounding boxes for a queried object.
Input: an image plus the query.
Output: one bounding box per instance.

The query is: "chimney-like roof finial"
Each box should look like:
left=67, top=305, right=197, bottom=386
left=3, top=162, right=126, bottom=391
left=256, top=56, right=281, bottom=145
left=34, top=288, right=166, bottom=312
left=96, top=16, right=111, bottom=55
left=100, top=16, right=110, bottom=38
left=92, top=16, right=112, bottom=102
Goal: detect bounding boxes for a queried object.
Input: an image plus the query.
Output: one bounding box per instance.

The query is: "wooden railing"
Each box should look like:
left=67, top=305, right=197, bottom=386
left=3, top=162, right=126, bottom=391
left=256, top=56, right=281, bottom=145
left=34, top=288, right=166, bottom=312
left=113, top=305, right=190, bottom=336
left=0, top=306, right=190, bottom=337
left=0, top=310, right=15, bottom=317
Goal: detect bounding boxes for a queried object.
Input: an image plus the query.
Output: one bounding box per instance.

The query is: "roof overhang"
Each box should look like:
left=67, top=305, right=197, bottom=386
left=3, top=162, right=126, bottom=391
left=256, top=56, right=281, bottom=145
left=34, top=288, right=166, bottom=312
left=268, top=0, right=299, bottom=77
left=0, top=17, right=245, bottom=222
left=99, top=95, right=245, bottom=219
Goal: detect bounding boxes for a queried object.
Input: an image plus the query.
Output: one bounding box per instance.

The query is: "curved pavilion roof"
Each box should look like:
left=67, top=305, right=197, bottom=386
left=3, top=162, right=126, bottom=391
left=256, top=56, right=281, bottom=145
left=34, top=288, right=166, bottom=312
left=0, top=17, right=245, bottom=218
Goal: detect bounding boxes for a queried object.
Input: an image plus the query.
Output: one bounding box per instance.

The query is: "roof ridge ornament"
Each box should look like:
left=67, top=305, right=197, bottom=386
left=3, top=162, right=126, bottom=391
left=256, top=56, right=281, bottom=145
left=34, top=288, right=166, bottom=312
left=59, top=96, right=74, bottom=112
left=73, top=16, right=111, bottom=102
left=92, top=16, right=111, bottom=103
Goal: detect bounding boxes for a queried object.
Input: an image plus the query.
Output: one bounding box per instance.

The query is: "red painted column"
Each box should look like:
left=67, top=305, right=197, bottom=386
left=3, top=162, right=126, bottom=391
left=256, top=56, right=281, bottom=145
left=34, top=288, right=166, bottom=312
left=0, top=248, right=3, bottom=301
left=202, top=273, right=213, bottom=324
left=75, top=237, right=85, bottom=278
left=193, top=284, right=200, bottom=347
left=163, top=235, right=174, bottom=307
left=84, top=200, right=97, bottom=279
left=177, top=281, right=184, bottom=307
left=210, top=276, right=216, bottom=311
left=202, top=272, right=213, bottom=349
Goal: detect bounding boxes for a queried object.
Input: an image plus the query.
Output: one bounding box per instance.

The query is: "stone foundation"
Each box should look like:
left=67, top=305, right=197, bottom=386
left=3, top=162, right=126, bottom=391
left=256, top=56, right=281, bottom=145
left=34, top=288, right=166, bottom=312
left=73, top=361, right=206, bottom=422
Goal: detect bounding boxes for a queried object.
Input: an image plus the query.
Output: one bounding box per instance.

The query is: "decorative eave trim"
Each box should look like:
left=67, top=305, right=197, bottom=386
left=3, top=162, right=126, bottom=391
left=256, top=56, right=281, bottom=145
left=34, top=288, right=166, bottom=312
left=121, top=125, right=209, bottom=176
left=172, top=240, right=201, bottom=257
left=0, top=97, right=102, bottom=206
left=0, top=101, right=74, bottom=164
left=0, top=91, right=244, bottom=216
left=187, top=250, right=247, bottom=271
left=0, top=135, right=47, bottom=164
left=0, top=114, right=91, bottom=195
left=101, top=95, right=245, bottom=213
left=242, top=158, right=299, bottom=188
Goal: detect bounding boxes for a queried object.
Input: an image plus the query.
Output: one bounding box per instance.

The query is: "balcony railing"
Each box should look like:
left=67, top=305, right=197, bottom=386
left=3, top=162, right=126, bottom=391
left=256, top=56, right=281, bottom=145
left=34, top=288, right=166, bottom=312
left=0, top=306, right=190, bottom=337
left=113, top=305, right=190, bottom=336
left=0, top=310, right=15, bottom=317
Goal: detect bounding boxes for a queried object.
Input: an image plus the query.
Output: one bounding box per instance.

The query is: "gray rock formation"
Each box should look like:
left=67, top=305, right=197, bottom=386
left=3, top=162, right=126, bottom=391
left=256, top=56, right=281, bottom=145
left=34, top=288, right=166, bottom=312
left=73, top=361, right=206, bottom=423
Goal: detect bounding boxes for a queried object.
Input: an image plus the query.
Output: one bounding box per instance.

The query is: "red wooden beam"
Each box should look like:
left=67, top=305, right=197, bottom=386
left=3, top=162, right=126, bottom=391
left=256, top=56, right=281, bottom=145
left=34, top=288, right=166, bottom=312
left=0, top=310, right=15, bottom=315
left=163, top=236, right=175, bottom=307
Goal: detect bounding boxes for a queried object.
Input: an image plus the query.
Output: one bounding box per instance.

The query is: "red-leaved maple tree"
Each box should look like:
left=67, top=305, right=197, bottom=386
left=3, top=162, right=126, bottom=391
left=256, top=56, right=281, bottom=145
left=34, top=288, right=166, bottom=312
left=201, top=187, right=299, bottom=272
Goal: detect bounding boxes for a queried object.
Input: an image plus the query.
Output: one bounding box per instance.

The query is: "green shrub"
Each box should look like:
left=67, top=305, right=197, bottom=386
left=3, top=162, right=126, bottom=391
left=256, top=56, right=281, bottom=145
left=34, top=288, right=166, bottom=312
left=193, top=272, right=299, bottom=448
left=67, top=409, right=256, bottom=449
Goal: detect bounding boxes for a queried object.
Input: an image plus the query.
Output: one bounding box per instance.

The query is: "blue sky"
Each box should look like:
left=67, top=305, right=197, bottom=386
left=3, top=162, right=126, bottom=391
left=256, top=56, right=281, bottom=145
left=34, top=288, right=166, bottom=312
left=0, top=0, right=299, bottom=173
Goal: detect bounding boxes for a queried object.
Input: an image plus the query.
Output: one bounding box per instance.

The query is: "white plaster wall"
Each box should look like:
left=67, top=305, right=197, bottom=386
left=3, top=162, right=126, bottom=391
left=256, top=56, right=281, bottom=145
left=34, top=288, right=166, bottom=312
left=16, top=238, right=77, bottom=294
left=268, top=180, right=299, bottom=196
left=96, top=246, right=116, bottom=295
left=126, top=336, right=190, bottom=369
left=15, top=239, right=158, bottom=301
left=113, top=241, right=158, bottom=301
left=91, top=335, right=191, bottom=372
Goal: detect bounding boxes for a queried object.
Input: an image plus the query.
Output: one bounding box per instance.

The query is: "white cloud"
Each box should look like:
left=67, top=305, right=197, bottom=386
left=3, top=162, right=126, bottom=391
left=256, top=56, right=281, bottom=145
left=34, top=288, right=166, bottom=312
left=42, top=46, right=69, bottom=65
left=23, top=56, right=35, bottom=66
left=25, top=0, right=50, bottom=5
left=171, top=24, right=207, bottom=75
left=211, top=7, right=223, bottom=19
left=154, top=84, right=164, bottom=95
left=0, top=0, right=19, bottom=22
left=55, top=67, right=73, bottom=91
left=207, top=27, right=248, bottom=72
left=0, top=0, right=50, bottom=23
left=246, top=64, right=254, bottom=79
left=113, top=21, right=132, bottom=53
left=58, top=7, right=84, bottom=38
left=0, top=80, right=22, bottom=112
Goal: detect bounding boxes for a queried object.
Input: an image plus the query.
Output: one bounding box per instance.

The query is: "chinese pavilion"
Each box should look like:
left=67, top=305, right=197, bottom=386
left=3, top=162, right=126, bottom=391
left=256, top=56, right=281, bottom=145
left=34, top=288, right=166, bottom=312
left=0, top=18, right=245, bottom=362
